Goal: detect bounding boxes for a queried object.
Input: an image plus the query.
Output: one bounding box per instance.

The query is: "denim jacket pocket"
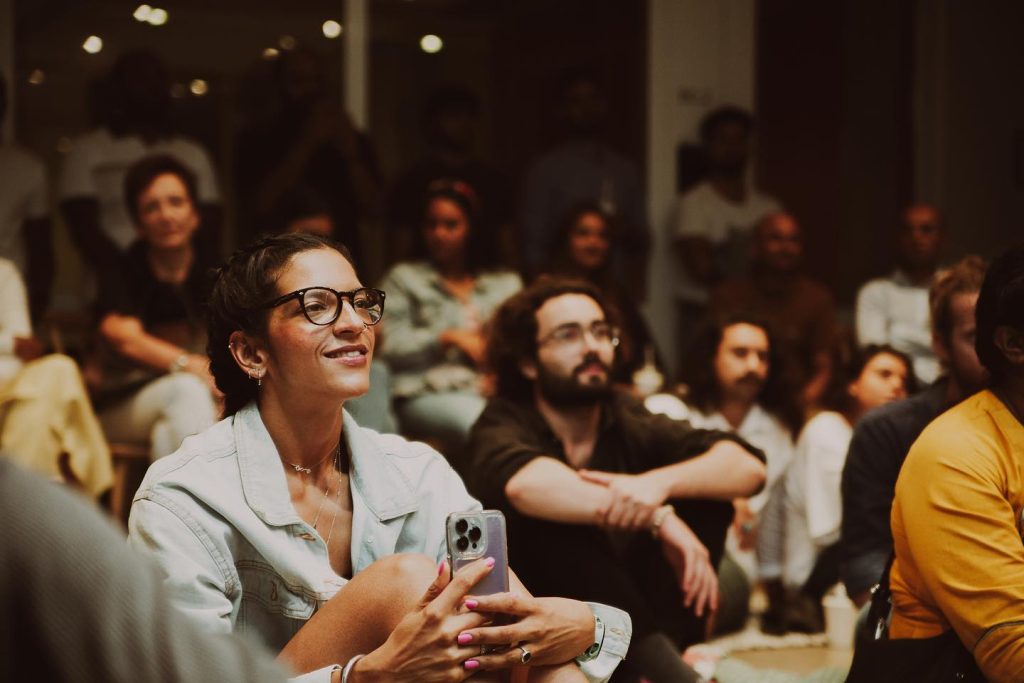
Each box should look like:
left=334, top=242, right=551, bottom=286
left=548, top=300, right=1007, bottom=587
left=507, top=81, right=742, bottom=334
left=237, top=560, right=316, bottom=649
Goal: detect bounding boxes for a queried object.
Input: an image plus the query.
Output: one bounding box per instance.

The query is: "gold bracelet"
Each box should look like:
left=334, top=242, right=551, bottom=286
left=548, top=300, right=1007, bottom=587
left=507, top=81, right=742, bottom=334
left=650, top=504, right=674, bottom=538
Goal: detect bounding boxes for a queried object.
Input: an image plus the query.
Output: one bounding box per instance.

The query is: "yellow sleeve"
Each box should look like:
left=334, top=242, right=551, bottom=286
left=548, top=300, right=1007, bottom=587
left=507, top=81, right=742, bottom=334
left=895, top=427, right=1024, bottom=683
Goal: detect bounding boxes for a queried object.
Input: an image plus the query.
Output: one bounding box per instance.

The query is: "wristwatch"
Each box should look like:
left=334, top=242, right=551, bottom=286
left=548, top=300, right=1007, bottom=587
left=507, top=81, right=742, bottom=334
left=576, top=615, right=605, bottom=663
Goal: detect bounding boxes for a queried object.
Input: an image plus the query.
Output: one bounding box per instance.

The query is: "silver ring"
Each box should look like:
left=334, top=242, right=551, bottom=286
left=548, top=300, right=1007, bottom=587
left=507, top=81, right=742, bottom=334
left=517, top=645, right=532, bottom=664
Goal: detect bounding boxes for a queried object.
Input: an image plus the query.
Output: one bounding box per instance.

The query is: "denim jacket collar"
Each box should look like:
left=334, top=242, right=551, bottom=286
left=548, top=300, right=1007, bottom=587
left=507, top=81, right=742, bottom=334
left=233, top=402, right=419, bottom=528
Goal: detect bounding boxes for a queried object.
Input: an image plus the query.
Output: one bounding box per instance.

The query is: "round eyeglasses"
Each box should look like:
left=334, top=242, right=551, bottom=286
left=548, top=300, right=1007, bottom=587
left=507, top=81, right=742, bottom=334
left=537, top=321, right=620, bottom=349
left=259, top=287, right=386, bottom=326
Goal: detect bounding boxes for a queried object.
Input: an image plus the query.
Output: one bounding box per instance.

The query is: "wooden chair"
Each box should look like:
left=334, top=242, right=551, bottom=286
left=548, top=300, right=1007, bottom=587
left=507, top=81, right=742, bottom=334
left=108, top=441, right=151, bottom=524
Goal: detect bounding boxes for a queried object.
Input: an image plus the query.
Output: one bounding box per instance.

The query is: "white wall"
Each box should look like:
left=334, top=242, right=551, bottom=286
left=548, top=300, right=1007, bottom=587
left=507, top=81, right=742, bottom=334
left=645, top=0, right=756, bottom=377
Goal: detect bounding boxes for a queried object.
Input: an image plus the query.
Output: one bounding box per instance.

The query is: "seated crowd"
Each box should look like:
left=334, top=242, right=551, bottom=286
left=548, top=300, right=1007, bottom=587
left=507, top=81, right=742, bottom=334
left=2, top=56, right=1023, bottom=683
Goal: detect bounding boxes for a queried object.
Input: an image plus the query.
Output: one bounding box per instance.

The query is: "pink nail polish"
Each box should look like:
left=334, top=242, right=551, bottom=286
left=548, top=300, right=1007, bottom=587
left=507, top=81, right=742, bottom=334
left=437, top=561, right=446, bottom=576
left=457, top=633, right=473, bottom=645
left=485, top=557, right=495, bottom=568
left=464, top=660, right=480, bottom=670
left=464, top=599, right=479, bottom=610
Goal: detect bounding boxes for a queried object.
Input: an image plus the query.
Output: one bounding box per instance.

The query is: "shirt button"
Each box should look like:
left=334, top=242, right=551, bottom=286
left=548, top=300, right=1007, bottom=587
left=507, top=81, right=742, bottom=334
left=365, top=536, right=374, bottom=545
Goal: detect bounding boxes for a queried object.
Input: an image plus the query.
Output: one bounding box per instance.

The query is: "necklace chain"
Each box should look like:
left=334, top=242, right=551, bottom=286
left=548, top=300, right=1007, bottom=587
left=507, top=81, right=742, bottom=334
left=283, top=446, right=337, bottom=475
left=292, top=444, right=346, bottom=561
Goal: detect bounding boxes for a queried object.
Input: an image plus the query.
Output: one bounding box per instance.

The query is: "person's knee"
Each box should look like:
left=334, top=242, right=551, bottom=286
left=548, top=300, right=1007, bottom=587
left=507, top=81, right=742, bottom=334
left=369, top=552, right=438, bottom=586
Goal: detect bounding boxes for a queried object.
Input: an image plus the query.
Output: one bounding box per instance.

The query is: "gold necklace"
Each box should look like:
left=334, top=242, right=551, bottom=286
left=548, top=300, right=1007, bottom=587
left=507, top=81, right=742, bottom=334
left=282, top=445, right=338, bottom=475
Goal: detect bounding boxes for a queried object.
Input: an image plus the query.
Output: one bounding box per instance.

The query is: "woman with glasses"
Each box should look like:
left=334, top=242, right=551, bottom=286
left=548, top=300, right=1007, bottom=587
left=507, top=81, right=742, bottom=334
left=128, top=232, right=629, bottom=683
left=92, top=154, right=219, bottom=460
left=377, top=181, right=521, bottom=461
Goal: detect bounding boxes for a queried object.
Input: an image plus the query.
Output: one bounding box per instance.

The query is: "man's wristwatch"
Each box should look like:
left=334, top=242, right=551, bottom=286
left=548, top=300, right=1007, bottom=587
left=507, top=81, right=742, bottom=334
left=576, top=615, right=605, bottom=663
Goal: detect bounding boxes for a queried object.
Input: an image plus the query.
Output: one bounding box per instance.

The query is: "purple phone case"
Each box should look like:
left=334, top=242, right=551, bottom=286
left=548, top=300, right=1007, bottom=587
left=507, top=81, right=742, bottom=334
left=446, top=509, right=510, bottom=596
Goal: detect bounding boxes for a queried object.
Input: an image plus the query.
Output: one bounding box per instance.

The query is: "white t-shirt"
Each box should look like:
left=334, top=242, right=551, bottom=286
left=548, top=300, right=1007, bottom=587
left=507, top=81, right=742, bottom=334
left=0, top=145, right=48, bottom=276
left=685, top=403, right=795, bottom=514
left=673, top=180, right=781, bottom=303
left=855, top=270, right=939, bottom=384
left=782, top=410, right=853, bottom=588
left=58, top=128, right=220, bottom=250
left=0, top=258, right=32, bottom=383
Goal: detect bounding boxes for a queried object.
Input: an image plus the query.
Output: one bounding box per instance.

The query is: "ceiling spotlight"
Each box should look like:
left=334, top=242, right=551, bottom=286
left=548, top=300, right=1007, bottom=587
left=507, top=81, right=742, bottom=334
left=262, top=47, right=280, bottom=60
left=420, top=34, right=443, bottom=54
left=133, top=4, right=152, bottom=22
left=147, top=7, right=168, bottom=26
left=278, top=35, right=297, bottom=50
left=322, top=20, right=342, bottom=39
left=189, top=79, right=209, bottom=96
left=82, top=36, right=104, bottom=54
left=27, top=69, right=46, bottom=85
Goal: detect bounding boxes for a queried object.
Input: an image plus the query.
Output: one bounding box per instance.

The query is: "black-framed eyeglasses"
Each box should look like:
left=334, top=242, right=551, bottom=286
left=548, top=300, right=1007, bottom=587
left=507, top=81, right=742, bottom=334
left=538, top=321, right=620, bottom=348
left=259, top=287, right=386, bottom=326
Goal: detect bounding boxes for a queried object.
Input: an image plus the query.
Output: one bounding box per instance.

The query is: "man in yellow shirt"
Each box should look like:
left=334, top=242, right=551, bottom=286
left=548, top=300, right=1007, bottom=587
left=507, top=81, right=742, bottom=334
left=888, top=244, right=1024, bottom=682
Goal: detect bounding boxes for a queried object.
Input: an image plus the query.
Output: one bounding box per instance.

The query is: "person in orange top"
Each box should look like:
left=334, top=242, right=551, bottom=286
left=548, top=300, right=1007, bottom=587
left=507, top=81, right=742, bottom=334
left=888, top=244, right=1024, bottom=682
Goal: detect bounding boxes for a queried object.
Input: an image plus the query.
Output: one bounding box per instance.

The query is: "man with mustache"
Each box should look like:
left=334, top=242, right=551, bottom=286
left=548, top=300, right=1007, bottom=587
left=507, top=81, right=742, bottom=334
left=467, top=277, right=766, bottom=683
left=678, top=315, right=800, bottom=633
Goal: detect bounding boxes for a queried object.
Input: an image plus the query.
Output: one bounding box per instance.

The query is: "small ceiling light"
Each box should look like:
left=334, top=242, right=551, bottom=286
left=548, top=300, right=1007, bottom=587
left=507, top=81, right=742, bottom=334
left=322, top=20, right=342, bottom=39
left=169, top=83, right=186, bottom=99
left=189, top=79, right=209, bottom=96
left=147, top=7, right=168, bottom=26
left=278, top=35, right=297, bottom=50
left=262, top=47, right=280, bottom=60
left=420, top=34, right=443, bottom=54
left=82, top=35, right=104, bottom=54
left=27, top=69, right=46, bottom=85
left=133, top=4, right=152, bottom=22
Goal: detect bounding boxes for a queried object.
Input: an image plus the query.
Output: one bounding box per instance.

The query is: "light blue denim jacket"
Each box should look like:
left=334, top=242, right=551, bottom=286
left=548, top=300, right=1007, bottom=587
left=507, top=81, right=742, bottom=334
left=129, top=402, right=629, bottom=683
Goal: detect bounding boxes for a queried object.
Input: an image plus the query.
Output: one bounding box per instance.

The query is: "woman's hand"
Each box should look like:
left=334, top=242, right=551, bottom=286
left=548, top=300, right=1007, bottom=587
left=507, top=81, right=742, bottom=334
left=732, top=498, right=757, bottom=551
left=351, top=559, right=492, bottom=682
left=659, top=513, right=718, bottom=618
left=439, top=329, right=486, bottom=367
left=456, top=594, right=595, bottom=671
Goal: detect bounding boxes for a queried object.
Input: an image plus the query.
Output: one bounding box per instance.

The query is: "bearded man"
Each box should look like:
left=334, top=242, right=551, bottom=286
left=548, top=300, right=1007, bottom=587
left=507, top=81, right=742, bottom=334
left=467, top=277, right=766, bottom=683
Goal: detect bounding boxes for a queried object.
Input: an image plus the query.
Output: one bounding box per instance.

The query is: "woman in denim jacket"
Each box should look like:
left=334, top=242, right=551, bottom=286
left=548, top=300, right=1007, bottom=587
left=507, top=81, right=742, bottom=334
left=128, top=233, right=629, bottom=683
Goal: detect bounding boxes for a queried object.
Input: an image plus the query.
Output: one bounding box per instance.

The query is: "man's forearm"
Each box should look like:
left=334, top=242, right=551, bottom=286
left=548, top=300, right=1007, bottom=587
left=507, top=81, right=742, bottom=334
left=652, top=440, right=765, bottom=501
left=505, top=457, right=609, bottom=524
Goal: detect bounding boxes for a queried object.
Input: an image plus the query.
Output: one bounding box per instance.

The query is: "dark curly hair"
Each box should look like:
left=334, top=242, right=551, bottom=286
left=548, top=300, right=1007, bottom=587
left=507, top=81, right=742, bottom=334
left=680, top=312, right=803, bottom=437
left=123, top=154, right=199, bottom=225
left=486, top=276, right=619, bottom=401
left=976, top=243, right=1024, bottom=382
left=821, top=342, right=918, bottom=416
left=411, top=180, right=499, bottom=272
left=206, top=232, right=354, bottom=418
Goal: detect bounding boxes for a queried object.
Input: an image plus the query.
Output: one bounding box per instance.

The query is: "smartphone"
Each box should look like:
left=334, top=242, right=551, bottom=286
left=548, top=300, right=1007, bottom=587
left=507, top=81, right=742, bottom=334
left=445, top=509, right=510, bottom=597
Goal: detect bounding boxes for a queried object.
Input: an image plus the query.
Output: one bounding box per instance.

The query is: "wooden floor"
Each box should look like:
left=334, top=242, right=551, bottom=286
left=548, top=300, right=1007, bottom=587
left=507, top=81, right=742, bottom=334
left=732, top=647, right=852, bottom=675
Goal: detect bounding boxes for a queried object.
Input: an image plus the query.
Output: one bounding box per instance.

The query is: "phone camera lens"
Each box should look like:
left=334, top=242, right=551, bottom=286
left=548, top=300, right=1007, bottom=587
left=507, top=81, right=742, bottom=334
left=455, top=519, right=469, bottom=534
left=468, top=526, right=482, bottom=542
left=456, top=536, right=469, bottom=551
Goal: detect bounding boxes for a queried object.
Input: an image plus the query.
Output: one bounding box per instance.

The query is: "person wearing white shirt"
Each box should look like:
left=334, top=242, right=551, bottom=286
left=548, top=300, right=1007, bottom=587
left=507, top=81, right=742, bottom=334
left=856, top=204, right=945, bottom=384
left=0, top=75, right=53, bottom=319
left=0, top=258, right=112, bottom=497
left=780, top=344, right=914, bottom=632
left=59, top=51, right=221, bottom=277
left=673, top=107, right=780, bottom=354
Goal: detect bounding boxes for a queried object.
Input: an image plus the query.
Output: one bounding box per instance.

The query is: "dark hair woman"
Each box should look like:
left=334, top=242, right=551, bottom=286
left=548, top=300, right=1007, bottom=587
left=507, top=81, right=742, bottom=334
left=127, top=232, right=628, bottom=682
left=377, top=180, right=521, bottom=453
left=93, top=154, right=219, bottom=461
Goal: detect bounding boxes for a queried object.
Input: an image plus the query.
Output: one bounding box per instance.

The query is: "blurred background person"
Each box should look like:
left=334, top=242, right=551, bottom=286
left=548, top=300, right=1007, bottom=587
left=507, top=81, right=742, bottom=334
left=59, top=50, right=222, bottom=277
left=711, top=212, right=837, bottom=413
left=89, top=155, right=219, bottom=461
left=841, top=255, right=988, bottom=606
left=0, top=257, right=112, bottom=499
left=377, top=181, right=521, bottom=465
left=679, top=314, right=801, bottom=634
left=540, top=201, right=662, bottom=385
left=389, top=85, right=514, bottom=268
left=779, top=343, right=914, bottom=633
left=0, top=74, right=53, bottom=322
left=856, top=203, right=945, bottom=386
left=673, top=106, right=781, bottom=353
left=235, top=45, right=380, bottom=268
left=521, top=66, right=648, bottom=289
